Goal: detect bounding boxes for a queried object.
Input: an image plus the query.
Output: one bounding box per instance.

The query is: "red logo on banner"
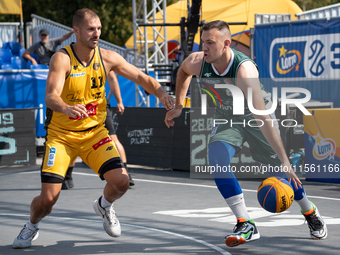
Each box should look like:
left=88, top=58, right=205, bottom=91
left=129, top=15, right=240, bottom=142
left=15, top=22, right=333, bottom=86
left=93, top=137, right=112, bottom=150
left=69, top=102, right=99, bottom=120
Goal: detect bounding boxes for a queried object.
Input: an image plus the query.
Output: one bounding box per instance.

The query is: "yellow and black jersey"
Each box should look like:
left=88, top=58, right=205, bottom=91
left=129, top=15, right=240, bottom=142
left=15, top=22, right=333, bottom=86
left=45, top=43, right=107, bottom=131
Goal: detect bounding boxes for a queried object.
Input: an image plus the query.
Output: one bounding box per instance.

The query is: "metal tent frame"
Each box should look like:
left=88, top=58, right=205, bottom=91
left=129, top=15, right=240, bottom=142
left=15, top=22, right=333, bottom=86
left=132, top=0, right=169, bottom=107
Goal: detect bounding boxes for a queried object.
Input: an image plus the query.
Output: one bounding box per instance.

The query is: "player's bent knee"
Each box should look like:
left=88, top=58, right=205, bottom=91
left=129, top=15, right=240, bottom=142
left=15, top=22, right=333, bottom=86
left=99, top=159, right=125, bottom=180
left=39, top=183, right=61, bottom=210
left=114, top=173, right=129, bottom=193
left=208, top=141, right=236, bottom=166
left=104, top=168, right=130, bottom=193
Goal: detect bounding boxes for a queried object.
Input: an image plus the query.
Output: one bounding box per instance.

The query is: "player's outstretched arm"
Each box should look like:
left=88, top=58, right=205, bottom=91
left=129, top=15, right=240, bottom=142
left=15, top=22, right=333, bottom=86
left=45, top=51, right=88, bottom=119
left=59, top=30, right=74, bottom=43
left=237, top=61, right=302, bottom=189
left=165, top=52, right=203, bottom=128
left=102, top=49, right=174, bottom=110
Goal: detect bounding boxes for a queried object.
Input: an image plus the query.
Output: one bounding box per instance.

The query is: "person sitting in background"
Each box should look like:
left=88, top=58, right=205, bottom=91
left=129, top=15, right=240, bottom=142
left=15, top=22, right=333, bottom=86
left=22, top=28, right=74, bottom=66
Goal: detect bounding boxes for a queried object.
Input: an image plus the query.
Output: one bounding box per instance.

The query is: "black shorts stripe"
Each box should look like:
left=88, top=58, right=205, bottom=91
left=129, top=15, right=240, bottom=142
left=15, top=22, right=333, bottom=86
left=41, top=171, right=64, bottom=183
left=98, top=157, right=125, bottom=180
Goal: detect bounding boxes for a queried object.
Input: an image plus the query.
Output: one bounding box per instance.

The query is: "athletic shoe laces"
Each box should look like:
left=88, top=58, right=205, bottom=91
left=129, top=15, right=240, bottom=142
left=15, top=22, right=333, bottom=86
left=106, top=207, right=118, bottom=224
left=305, top=211, right=323, bottom=231
left=233, top=221, right=248, bottom=232
left=19, top=226, right=36, bottom=240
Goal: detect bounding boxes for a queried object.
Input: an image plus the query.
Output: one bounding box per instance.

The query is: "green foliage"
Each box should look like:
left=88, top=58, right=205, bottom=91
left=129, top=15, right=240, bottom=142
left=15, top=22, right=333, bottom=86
left=0, top=14, right=20, bottom=23
left=1, top=0, right=181, bottom=46
left=292, top=0, right=340, bottom=11
left=4, top=0, right=339, bottom=47
left=0, top=0, right=132, bottom=46
left=22, top=0, right=134, bottom=46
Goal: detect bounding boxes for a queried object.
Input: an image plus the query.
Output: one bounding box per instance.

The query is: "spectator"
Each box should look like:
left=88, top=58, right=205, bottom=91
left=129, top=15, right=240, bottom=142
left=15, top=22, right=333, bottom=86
left=22, top=28, right=74, bottom=65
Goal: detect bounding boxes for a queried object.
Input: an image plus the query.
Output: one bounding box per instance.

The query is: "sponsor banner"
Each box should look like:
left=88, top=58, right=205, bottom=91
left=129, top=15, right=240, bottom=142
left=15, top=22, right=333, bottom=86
left=303, top=108, right=340, bottom=182
left=0, top=108, right=36, bottom=166
left=113, top=107, right=188, bottom=170
left=254, top=18, right=340, bottom=107
left=270, top=34, right=340, bottom=80
left=255, top=18, right=340, bottom=80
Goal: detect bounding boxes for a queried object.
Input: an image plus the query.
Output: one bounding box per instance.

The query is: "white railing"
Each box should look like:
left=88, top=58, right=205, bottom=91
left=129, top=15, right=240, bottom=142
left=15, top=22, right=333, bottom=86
left=0, top=22, right=20, bottom=48
left=255, top=14, right=291, bottom=24
left=296, top=3, right=340, bottom=20
left=30, top=14, right=143, bottom=65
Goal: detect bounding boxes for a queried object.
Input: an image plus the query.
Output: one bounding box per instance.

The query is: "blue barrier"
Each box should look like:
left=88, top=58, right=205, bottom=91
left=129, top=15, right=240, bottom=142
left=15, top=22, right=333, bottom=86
left=254, top=18, right=340, bottom=108
left=0, top=70, right=141, bottom=137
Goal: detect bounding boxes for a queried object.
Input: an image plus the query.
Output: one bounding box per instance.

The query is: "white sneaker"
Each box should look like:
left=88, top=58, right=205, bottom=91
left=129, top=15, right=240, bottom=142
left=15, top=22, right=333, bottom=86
left=13, top=224, right=39, bottom=249
left=93, top=196, right=121, bottom=237
left=302, top=202, right=328, bottom=240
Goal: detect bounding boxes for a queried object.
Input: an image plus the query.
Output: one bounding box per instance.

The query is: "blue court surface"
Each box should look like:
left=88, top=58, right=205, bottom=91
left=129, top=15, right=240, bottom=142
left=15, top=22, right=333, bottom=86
left=0, top=161, right=339, bottom=255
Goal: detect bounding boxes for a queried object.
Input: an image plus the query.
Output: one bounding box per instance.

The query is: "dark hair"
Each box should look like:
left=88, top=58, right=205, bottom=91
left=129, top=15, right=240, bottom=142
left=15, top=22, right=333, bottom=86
left=202, top=20, right=231, bottom=38
left=73, top=8, right=99, bottom=28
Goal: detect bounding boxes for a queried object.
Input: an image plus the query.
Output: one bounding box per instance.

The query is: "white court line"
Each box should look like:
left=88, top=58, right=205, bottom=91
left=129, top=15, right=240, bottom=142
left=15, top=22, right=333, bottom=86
left=0, top=213, right=230, bottom=255
left=10, top=171, right=340, bottom=202
left=130, top=178, right=340, bottom=202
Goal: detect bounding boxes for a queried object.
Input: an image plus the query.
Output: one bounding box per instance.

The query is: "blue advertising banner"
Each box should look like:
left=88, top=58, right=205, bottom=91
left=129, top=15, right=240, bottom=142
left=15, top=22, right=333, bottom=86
left=0, top=71, right=143, bottom=137
left=254, top=18, right=340, bottom=107
left=0, top=72, right=47, bottom=137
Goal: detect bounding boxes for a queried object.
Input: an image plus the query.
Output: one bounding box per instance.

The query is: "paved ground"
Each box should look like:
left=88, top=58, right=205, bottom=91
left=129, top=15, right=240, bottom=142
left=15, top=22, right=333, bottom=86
left=0, top=161, right=340, bottom=255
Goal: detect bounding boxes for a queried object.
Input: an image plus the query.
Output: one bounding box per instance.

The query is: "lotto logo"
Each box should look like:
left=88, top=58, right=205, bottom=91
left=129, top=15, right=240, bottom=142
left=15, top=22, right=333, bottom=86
left=312, top=133, right=337, bottom=160
left=270, top=33, right=340, bottom=80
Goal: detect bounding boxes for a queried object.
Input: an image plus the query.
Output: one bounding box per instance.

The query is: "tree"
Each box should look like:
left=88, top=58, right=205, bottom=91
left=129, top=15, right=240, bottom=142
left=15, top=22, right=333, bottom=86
left=1, top=0, right=179, bottom=47
left=20, top=0, right=134, bottom=46
left=293, top=0, right=340, bottom=11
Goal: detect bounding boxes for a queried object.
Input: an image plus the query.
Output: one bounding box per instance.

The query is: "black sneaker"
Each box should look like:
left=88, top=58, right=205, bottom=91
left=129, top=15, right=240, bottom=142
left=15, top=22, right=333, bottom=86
left=129, top=174, right=135, bottom=186
left=62, top=178, right=74, bottom=190
left=225, top=219, right=260, bottom=247
left=302, top=202, right=327, bottom=240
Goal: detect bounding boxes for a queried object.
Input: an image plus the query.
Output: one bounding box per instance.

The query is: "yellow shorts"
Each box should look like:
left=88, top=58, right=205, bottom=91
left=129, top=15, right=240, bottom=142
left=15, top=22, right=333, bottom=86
left=41, top=124, right=122, bottom=183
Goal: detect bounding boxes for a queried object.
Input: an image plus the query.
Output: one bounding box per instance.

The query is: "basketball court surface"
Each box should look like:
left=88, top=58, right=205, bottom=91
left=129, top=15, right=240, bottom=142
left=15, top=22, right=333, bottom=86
left=1, top=161, right=340, bottom=255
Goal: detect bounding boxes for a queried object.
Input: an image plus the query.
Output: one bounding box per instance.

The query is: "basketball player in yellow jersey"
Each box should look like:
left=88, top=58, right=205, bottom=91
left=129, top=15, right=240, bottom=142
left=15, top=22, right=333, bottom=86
left=13, top=8, right=175, bottom=249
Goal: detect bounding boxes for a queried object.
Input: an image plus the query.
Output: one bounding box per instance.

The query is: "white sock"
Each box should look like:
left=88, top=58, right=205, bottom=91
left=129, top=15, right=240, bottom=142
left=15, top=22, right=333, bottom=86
left=226, top=193, right=251, bottom=221
left=27, top=220, right=40, bottom=230
left=100, top=195, right=112, bottom=209
left=296, top=196, right=313, bottom=213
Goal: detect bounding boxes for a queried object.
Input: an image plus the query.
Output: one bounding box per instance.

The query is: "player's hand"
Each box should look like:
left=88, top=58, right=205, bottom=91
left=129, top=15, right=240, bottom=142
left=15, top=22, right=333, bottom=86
left=116, top=102, right=125, bottom=115
left=165, top=106, right=183, bottom=128
left=65, top=104, right=88, bottom=119
left=283, top=163, right=302, bottom=189
left=158, top=92, right=175, bottom=110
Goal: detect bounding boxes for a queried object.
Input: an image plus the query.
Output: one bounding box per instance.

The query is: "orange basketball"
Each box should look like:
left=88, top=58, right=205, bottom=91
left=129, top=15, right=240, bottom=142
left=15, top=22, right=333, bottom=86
left=257, top=176, right=294, bottom=213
